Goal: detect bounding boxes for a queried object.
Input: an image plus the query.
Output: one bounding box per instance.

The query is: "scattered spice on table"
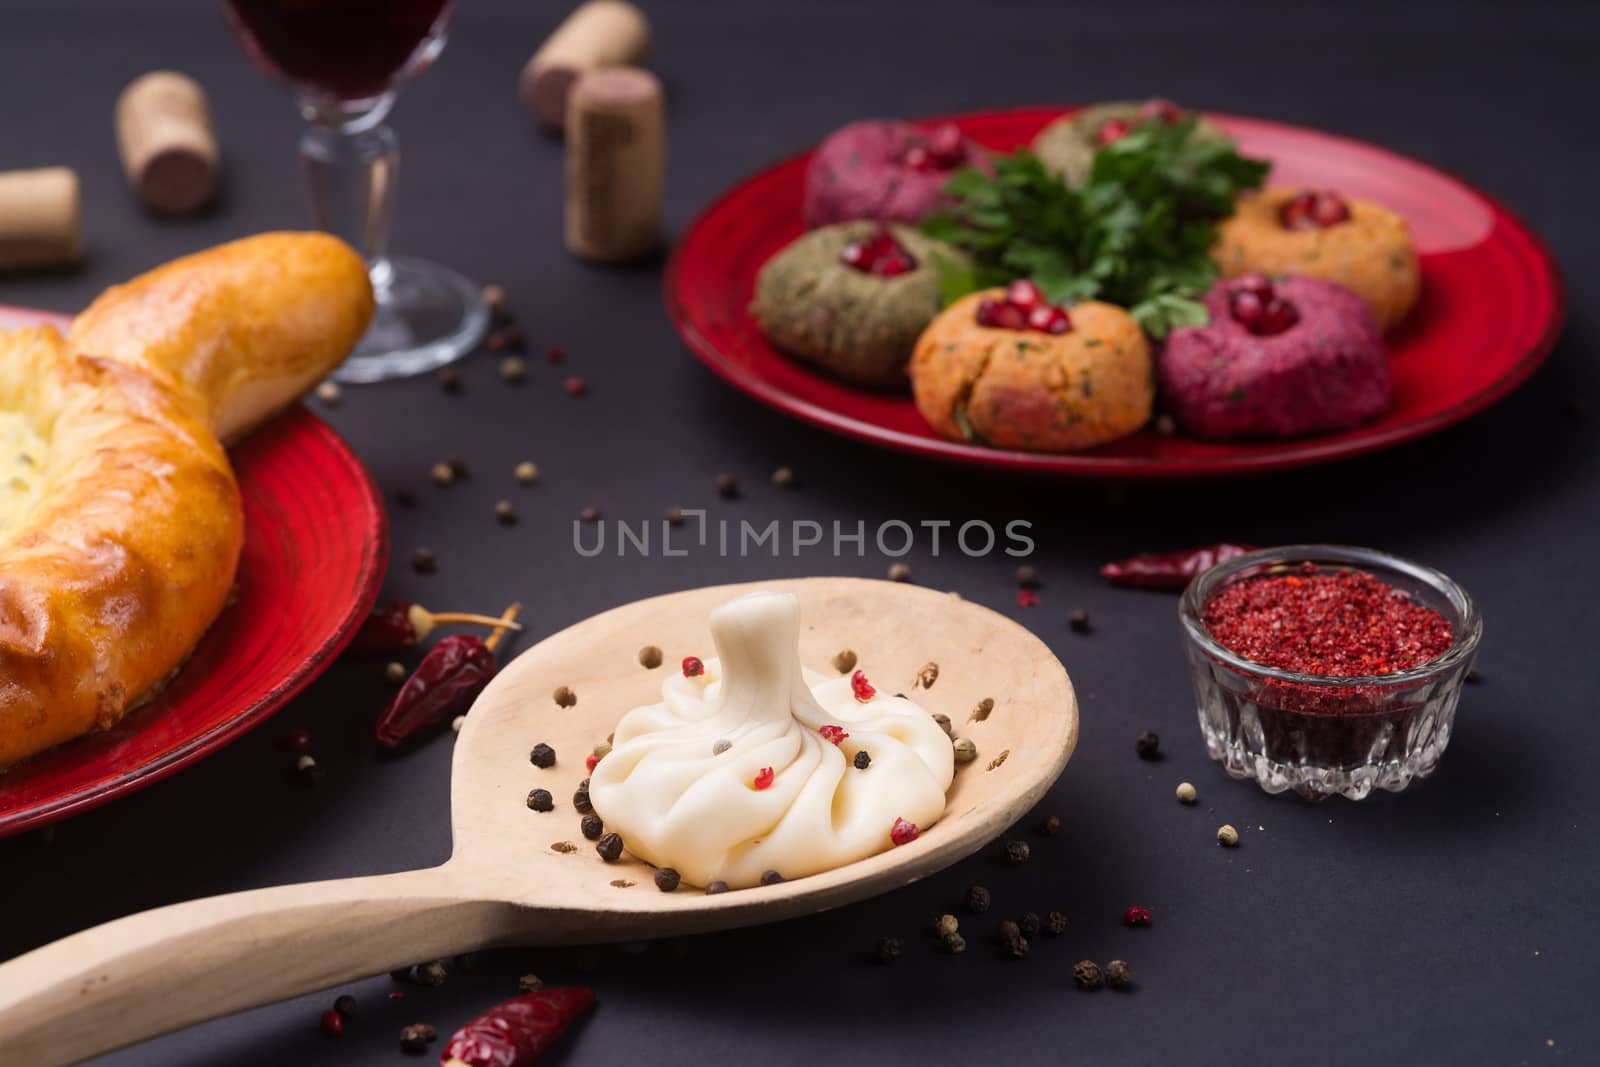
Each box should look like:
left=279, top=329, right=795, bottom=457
left=391, top=967, right=415, bottom=984
left=705, top=880, right=729, bottom=895
left=550, top=841, right=578, bottom=854
left=1100, top=543, right=1256, bottom=590
left=760, top=869, right=785, bottom=886
left=638, top=645, right=663, bottom=668
left=1176, top=781, right=1198, bottom=804
left=491, top=325, right=527, bottom=353
left=716, top=472, right=739, bottom=498
left=279, top=727, right=311, bottom=753
left=942, top=932, right=967, bottom=954
left=447, top=456, right=469, bottom=479
left=596, top=832, right=624, bottom=862
left=495, top=500, right=518, bottom=525
left=563, top=375, right=588, bottom=396
left=1044, top=911, right=1068, bottom=936
left=771, top=466, right=796, bottom=488
left=1204, top=565, right=1453, bottom=676
left=431, top=462, right=456, bottom=487
left=1465, top=666, right=1481, bottom=684
left=400, top=1022, right=437, bottom=1055
left=529, top=743, right=556, bottom=768
left=875, top=937, right=901, bottom=964
left=1038, top=814, right=1061, bottom=835
left=1072, top=960, right=1103, bottom=989
left=1122, top=905, right=1153, bottom=927
left=1135, top=730, right=1161, bottom=760
left=666, top=506, right=684, bottom=525
left=395, top=487, right=417, bottom=508
left=499, top=356, right=528, bottom=383
left=1015, top=564, right=1041, bottom=589
left=351, top=601, right=520, bottom=657
left=997, top=921, right=1028, bottom=959
left=934, top=913, right=960, bottom=938
left=452, top=715, right=466, bottom=733
left=439, top=986, right=597, bottom=1067
left=374, top=604, right=522, bottom=749
left=293, top=753, right=323, bottom=785
left=573, top=779, right=592, bottom=813
left=517, top=974, right=543, bottom=994
left=1068, top=608, right=1092, bottom=633
left=438, top=367, right=464, bottom=394
left=655, top=867, right=681, bottom=892
left=413, top=548, right=437, bottom=574
left=482, top=284, right=508, bottom=320
left=887, top=562, right=912, bottom=583
left=1018, top=912, right=1041, bottom=938
left=952, top=737, right=977, bottom=763
left=1154, top=413, right=1177, bottom=436
left=334, top=994, right=357, bottom=1018
left=1105, top=959, right=1133, bottom=989
left=513, top=462, right=540, bottom=487
left=578, top=506, right=600, bottom=523
left=1004, top=840, right=1030, bottom=865
left=964, top=884, right=992, bottom=913
left=553, top=686, right=577, bottom=708
left=545, top=344, right=564, bottom=363
left=579, top=814, right=604, bottom=840
left=386, top=661, right=407, bottom=683
left=1217, top=824, right=1240, bottom=847
left=319, top=1007, right=343, bottom=1036
left=1016, top=588, right=1040, bottom=608
left=526, top=789, right=554, bottom=812
left=315, top=380, right=341, bottom=407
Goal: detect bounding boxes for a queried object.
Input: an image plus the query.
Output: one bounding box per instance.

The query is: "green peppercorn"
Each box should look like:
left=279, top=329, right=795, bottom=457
left=1072, top=960, right=1103, bottom=989
left=934, top=914, right=959, bottom=938
left=875, top=937, right=901, bottom=964
left=952, top=737, right=978, bottom=763
left=413, top=961, right=446, bottom=987
left=1105, top=959, right=1132, bottom=988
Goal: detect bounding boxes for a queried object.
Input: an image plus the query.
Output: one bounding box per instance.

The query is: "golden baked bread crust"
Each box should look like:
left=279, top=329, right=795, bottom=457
left=0, top=232, right=372, bottom=767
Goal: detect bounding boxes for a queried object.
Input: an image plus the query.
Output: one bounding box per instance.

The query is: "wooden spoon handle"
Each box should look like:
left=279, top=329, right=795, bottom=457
left=0, top=864, right=513, bottom=1067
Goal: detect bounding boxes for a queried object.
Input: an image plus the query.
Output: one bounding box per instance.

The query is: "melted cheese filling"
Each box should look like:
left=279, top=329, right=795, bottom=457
left=0, top=411, right=49, bottom=533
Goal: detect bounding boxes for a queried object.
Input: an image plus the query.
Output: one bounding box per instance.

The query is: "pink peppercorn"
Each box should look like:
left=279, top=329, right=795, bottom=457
left=754, top=766, right=774, bottom=790
left=890, top=817, right=919, bottom=846
left=819, top=725, right=848, bottom=745
left=850, top=670, right=876, bottom=702
left=1123, top=905, right=1152, bottom=927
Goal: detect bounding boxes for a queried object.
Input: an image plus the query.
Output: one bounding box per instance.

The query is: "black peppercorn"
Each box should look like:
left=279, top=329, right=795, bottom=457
left=1135, top=730, right=1161, bottom=760
left=654, top=867, right=681, bottom=892
left=1015, top=564, right=1041, bottom=589
left=596, top=832, right=624, bottom=862
left=1003, top=840, right=1030, bottom=866
left=526, top=788, right=554, bottom=812
left=963, top=884, right=992, bottom=913
left=705, top=880, right=729, bottom=895
left=573, top=778, right=593, bottom=814
left=1465, top=667, right=1481, bottom=684
left=495, top=499, right=518, bottom=525
left=999, top=933, right=1029, bottom=960
left=446, top=456, right=469, bottom=479
left=1044, top=911, right=1068, bottom=936
left=394, top=487, right=417, bottom=508
left=580, top=813, right=604, bottom=840
left=771, top=466, right=796, bottom=489
left=667, top=506, right=685, bottom=526
left=760, top=869, right=784, bottom=886
left=887, top=562, right=912, bottom=583
left=389, top=967, right=414, bottom=984
left=1018, top=912, right=1041, bottom=938
left=411, top=547, right=436, bottom=574
left=875, top=936, right=901, bottom=964
left=413, top=961, right=446, bottom=987
left=399, top=1022, right=437, bottom=1054
left=334, top=994, right=357, bottom=1018
left=517, top=974, right=543, bottom=993
left=1069, top=609, right=1092, bottom=634
left=1105, top=959, right=1132, bottom=989
left=997, top=919, right=1021, bottom=942
left=853, top=750, right=871, bottom=770
left=437, top=367, right=464, bottom=394
left=716, top=472, right=740, bottom=499
left=1072, top=960, right=1103, bottom=989
left=1038, top=814, right=1061, bottom=835
left=529, top=743, right=556, bottom=768
left=579, top=506, right=600, bottom=523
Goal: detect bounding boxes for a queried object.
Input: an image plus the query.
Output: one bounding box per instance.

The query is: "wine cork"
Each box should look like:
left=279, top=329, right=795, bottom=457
left=115, top=71, right=219, bottom=216
left=0, top=168, right=82, bottom=272
left=565, top=67, right=664, bottom=263
left=521, top=1, right=651, bottom=132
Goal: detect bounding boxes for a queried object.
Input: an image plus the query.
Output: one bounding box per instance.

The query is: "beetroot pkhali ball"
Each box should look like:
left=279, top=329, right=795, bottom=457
left=802, top=119, right=989, bottom=228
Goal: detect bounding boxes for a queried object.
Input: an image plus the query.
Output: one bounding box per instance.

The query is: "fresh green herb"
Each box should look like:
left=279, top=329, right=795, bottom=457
left=922, top=119, right=1270, bottom=338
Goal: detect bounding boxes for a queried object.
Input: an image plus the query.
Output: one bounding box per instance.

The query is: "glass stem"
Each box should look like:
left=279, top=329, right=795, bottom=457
left=300, top=122, right=399, bottom=292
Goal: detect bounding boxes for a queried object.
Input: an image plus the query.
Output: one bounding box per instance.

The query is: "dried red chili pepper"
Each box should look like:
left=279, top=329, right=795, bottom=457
left=375, top=603, right=521, bottom=749
left=439, top=987, right=595, bottom=1067
left=1099, top=543, right=1256, bottom=591
left=350, top=600, right=524, bottom=657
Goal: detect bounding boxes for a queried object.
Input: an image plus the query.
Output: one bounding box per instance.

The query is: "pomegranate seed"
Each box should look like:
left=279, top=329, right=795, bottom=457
left=753, top=766, right=775, bottom=790
left=563, top=375, right=587, bottom=396
left=1138, top=97, right=1182, bottom=124
left=841, top=228, right=919, bottom=276
left=1096, top=118, right=1132, bottom=147
left=903, top=145, right=936, bottom=172
left=1229, top=289, right=1266, bottom=328
left=991, top=302, right=1028, bottom=330
left=875, top=253, right=914, bottom=277
left=840, top=241, right=867, bottom=268
left=890, top=817, right=920, bottom=846
left=387, top=991, right=405, bottom=1000
left=1017, top=589, right=1040, bottom=608
left=319, top=1009, right=344, bottom=1037
left=1233, top=272, right=1274, bottom=300
left=1310, top=191, right=1352, bottom=227
left=682, top=656, right=704, bottom=678
left=926, top=123, right=965, bottom=166
left=544, top=344, right=564, bottom=363
left=976, top=298, right=1003, bottom=327
left=1123, top=905, right=1153, bottom=927
left=1043, top=307, right=1073, bottom=334
left=279, top=728, right=311, bottom=754
left=1007, top=279, right=1044, bottom=310
left=850, top=669, right=876, bottom=702
left=819, top=724, right=849, bottom=745
left=1255, top=298, right=1300, bottom=336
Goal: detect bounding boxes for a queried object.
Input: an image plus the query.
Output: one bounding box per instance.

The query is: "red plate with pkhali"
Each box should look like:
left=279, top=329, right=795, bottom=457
left=665, top=106, right=1564, bottom=476
left=0, top=308, right=388, bottom=836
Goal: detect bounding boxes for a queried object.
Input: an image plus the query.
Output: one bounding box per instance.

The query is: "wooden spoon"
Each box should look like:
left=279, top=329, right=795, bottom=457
left=0, top=578, right=1076, bottom=1066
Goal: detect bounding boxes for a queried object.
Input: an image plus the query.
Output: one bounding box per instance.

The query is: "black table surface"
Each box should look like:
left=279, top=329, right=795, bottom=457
left=2, top=1, right=1597, bottom=1064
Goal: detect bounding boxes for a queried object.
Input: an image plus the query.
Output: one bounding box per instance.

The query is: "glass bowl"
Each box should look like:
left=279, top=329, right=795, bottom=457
left=1179, top=545, right=1482, bottom=801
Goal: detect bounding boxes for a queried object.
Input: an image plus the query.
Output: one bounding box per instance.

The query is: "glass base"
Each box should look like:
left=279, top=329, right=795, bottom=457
left=334, top=256, right=488, bottom=383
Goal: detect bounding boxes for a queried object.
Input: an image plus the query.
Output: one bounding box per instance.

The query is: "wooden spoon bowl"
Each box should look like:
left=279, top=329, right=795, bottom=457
left=0, top=577, right=1076, bottom=1065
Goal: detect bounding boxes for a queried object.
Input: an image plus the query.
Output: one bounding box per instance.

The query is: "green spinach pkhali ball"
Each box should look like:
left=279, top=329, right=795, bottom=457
left=749, top=221, right=966, bottom=390
left=1032, top=99, right=1228, bottom=185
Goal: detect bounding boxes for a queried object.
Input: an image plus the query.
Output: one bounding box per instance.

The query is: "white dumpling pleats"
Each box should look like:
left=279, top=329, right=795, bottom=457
left=588, top=591, right=954, bottom=888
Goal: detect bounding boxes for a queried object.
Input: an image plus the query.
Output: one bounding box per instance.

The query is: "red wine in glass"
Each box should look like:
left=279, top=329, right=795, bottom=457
left=224, top=0, right=454, bottom=102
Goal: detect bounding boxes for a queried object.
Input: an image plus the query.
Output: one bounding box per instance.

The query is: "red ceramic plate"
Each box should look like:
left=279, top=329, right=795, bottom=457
left=0, top=307, right=387, bottom=836
left=666, top=106, right=1565, bottom=476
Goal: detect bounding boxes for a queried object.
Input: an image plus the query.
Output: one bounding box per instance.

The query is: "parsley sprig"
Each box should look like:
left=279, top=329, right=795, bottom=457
left=921, top=119, right=1271, bottom=338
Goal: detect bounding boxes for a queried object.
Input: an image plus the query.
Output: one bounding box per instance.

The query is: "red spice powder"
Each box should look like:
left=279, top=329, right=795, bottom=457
left=1204, top=566, right=1452, bottom=677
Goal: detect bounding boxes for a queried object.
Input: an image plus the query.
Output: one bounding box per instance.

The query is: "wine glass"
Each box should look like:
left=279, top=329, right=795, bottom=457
left=223, top=0, right=488, bottom=383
